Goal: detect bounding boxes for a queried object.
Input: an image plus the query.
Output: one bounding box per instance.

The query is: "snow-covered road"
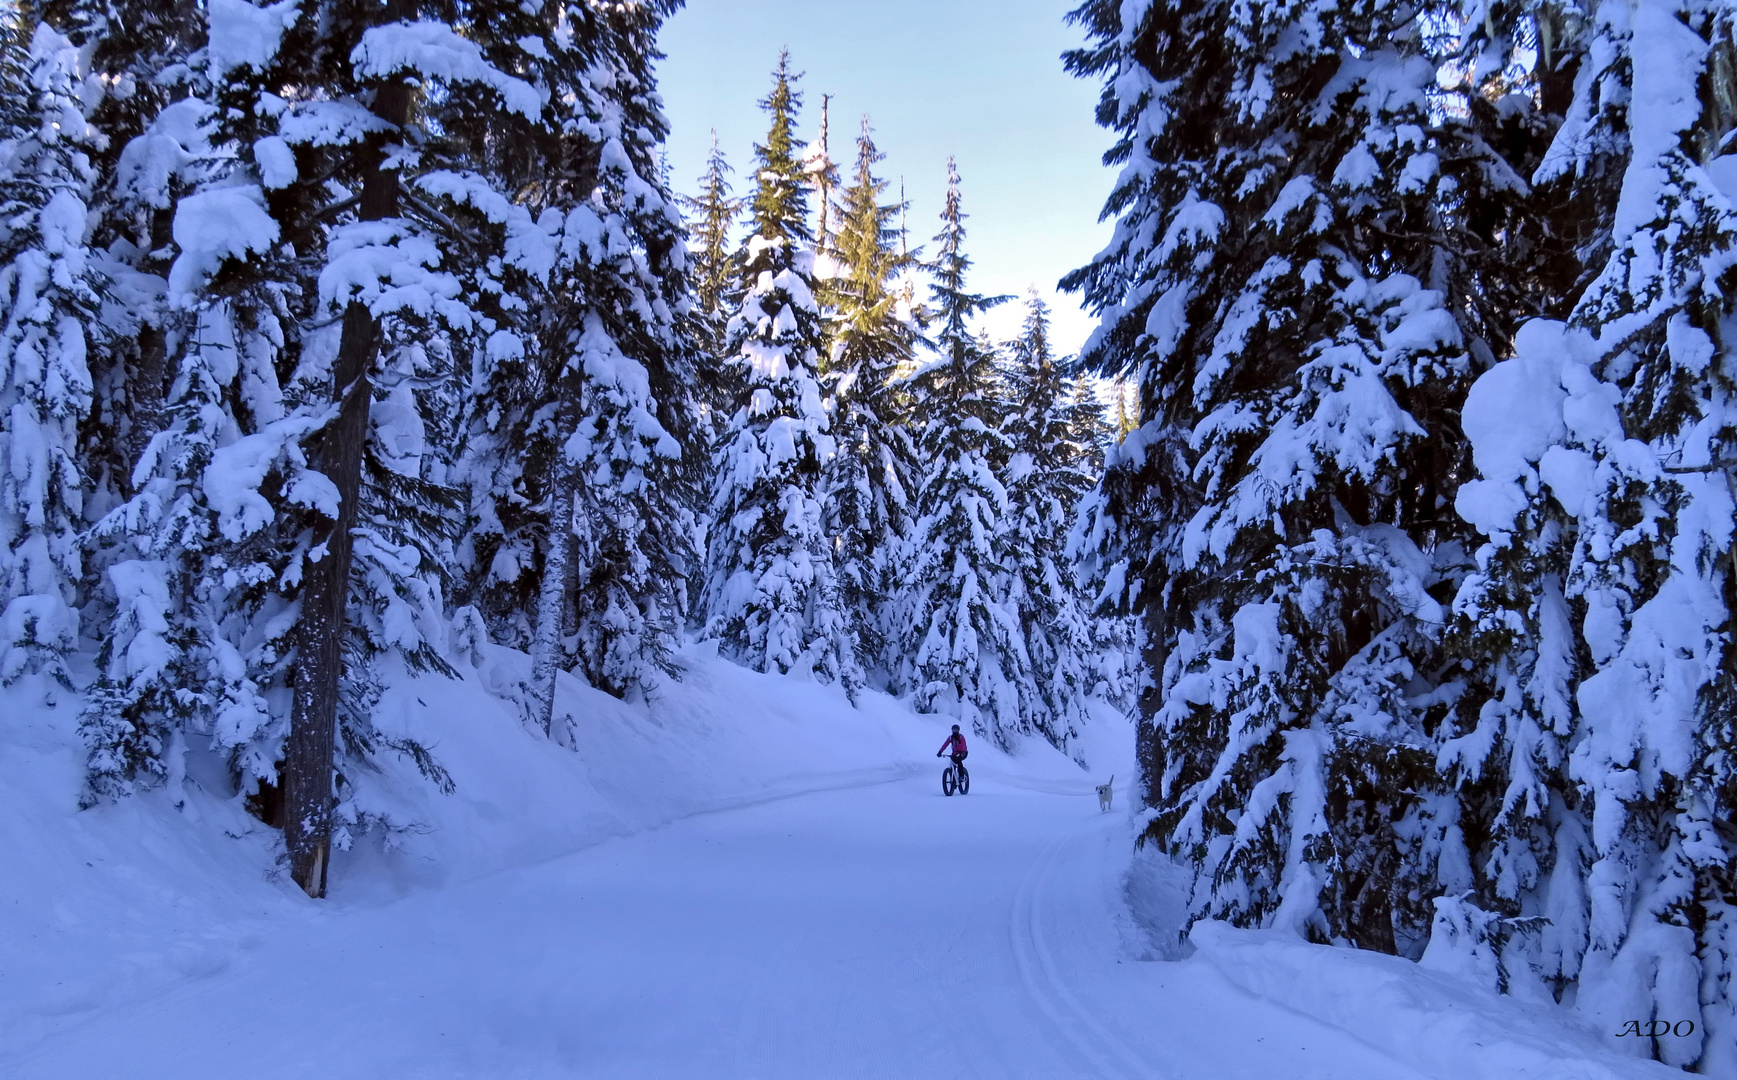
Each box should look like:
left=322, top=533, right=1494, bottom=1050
left=1, top=764, right=1677, bottom=1080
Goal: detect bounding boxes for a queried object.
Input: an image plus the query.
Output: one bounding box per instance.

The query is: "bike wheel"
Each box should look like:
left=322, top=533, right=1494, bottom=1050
left=942, top=767, right=956, bottom=796
left=958, top=766, right=970, bottom=795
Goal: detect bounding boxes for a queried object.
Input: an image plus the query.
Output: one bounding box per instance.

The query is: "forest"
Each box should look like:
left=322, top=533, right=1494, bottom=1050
left=0, top=0, right=1733, bottom=1073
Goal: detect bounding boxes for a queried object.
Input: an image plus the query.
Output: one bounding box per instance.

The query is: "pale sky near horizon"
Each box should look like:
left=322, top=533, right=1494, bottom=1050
left=656, top=0, right=1115, bottom=357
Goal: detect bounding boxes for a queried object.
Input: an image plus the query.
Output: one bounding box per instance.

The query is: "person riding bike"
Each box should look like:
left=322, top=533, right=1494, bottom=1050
left=937, top=725, right=968, bottom=768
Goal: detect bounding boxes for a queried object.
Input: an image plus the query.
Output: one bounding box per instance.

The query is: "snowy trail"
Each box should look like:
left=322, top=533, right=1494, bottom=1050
left=0, top=766, right=1670, bottom=1080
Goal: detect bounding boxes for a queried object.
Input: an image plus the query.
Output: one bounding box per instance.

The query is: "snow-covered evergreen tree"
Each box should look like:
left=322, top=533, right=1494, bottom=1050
left=0, top=20, right=97, bottom=684
left=71, top=0, right=220, bottom=802
left=440, top=0, right=695, bottom=730
left=76, top=0, right=202, bottom=497
left=76, top=0, right=370, bottom=818
left=701, top=54, right=858, bottom=694
left=678, top=129, right=745, bottom=488
left=803, top=93, right=839, bottom=256
left=1064, top=0, right=1477, bottom=955
left=79, top=298, right=294, bottom=806
left=543, top=0, right=696, bottom=706
left=1001, top=292, right=1098, bottom=750
left=1450, top=1, right=1737, bottom=1066
left=821, top=117, right=919, bottom=683
left=75, top=0, right=545, bottom=892
left=683, top=131, right=743, bottom=366
left=899, top=159, right=1026, bottom=744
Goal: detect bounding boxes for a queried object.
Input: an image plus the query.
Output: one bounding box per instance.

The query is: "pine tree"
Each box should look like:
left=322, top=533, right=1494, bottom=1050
left=899, top=158, right=1026, bottom=745
left=821, top=117, right=919, bottom=683
left=70, top=0, right=219, bottom=804
left=702, top=53, right=859, bottom=694
left=0, top=0, right=696, bottom=898
left=685, top=132, right=744, bottom=332
left=1064, top=376, right=1110, bottom=474
left=804, top=93, right=839, bottom=254
left=118, top=0, right=549, bottom=895
left=77, top=0, right=202, bottom=494
left=681, top=131, right=745, bottom=450
left=550, top=0, right=697, bottom=706
left=438, top=0, right=694, bottom=734
left=75, top=0, right=308, bottom=814
left=79, top=300, right=291, bottom=808
left=1063, top=0, right=1481, bottom=956
left=1001, top=292, right=1099, bottom=751
left=1449, top=1, right=1737, bottom=1066
left=0, top=17, right=98, bottom=684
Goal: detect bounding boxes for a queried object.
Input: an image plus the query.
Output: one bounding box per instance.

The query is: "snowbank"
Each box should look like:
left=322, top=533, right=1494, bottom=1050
left=0, top=640, right=1105, bottom=1057
left=1117, top=838, right=1681, bottom=1079
left=340, top=638, right=1116, bottom=892
left=1185, top=921, right=1680, bottom=1079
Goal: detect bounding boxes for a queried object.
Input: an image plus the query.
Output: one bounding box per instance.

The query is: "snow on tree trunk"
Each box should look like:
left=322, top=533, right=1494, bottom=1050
left=282, top=0, right=415, bottom=898
left=528, top=466, right=573, bottom=742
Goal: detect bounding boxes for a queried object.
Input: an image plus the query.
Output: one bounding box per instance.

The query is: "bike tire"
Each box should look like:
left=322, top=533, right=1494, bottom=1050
left=942, top=766, right=956, bottom=796
left=958, top=766, right=970, bottom=795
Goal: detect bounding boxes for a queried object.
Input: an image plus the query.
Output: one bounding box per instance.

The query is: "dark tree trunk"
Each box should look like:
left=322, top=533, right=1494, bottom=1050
left=1135, top=597, right=1167, bottom=814
left=282, top=52, right=413, bottom=900
left=127, top=205, right=174, bottom=485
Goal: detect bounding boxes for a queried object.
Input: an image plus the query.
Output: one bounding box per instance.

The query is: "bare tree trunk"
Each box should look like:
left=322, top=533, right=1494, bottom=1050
left=529, top=471, right=574, bottom=744
left=282, top=50, right=412, bottom=900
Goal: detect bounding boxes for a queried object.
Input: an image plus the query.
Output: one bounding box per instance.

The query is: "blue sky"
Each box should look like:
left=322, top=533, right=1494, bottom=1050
left=657, top=0, right=1115, bottom=355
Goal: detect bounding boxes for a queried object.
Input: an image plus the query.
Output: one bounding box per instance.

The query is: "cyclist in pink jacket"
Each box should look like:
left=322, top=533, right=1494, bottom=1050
left=937, top=725, right=968, bottom=767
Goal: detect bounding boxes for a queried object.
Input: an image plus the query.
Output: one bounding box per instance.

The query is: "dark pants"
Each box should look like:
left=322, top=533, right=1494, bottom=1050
left=949, top=753, right=967, bottom=769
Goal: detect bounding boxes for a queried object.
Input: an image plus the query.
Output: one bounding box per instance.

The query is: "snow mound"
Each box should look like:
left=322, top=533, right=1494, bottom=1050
left=1186, top=920, right=1680, bottom=1080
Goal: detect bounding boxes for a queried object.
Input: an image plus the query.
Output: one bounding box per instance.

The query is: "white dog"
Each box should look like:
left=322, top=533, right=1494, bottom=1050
left=1096, top=776, right=1114, bottom=812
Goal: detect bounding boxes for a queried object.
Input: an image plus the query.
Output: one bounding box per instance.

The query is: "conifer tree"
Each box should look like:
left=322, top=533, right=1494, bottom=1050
left=1064, top=0, right=1479, bottom=954
left=71, top=0, right=219, bottom=802
left=549, top=0, right=697, bottom=706
left=0, top=19, right=97, bottom=683
left=685, top=132, right=744, bottom=333
left=270, top=0, right=460, bottom=895
left=1062, top=378, right=1107, bottom=474
left=75, top=5, right=298, bottom=810
left=702, top=53, right=859, bottom=694
left=77, top=0, right=202, bottom=490
left=804, top=94, right=839, bottom=254
left=899, top=159, right=1026, bottom=744
left=822, top=117, right=919, bottom=682
left=1449, top=1, right=1737, bottom=1066
left=439, top=0, right=694, bottom=733
left=0, top=0, right=694, bottom=898
left=1001, top=292, right=1098, bottom=750
left=114, top=0, right=549, bottom=895
left=682, top=131, right=745, bottom=447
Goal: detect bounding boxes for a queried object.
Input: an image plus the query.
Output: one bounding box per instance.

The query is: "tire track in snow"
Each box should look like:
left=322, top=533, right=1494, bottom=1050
left=1010, top=826, right=1170, bottom=1080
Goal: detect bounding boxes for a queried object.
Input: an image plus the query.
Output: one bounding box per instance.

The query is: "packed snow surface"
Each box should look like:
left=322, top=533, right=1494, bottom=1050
left=0, top=646, right=1680, bottom=1079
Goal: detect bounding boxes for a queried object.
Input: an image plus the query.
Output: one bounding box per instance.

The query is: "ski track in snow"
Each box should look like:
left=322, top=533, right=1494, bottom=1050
left=1011, top=829, right=1161, bottom=1080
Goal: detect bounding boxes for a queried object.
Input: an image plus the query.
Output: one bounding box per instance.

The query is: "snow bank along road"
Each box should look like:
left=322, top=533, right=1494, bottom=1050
left=2, top=767, right=1676, bottom=1079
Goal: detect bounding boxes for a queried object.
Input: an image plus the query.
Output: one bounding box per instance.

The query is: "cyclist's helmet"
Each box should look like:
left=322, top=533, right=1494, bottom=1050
left=952, top=724, right=960, bottom=733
